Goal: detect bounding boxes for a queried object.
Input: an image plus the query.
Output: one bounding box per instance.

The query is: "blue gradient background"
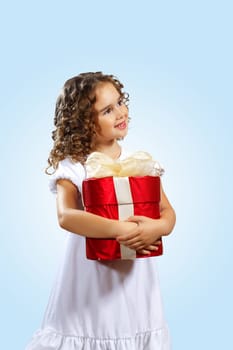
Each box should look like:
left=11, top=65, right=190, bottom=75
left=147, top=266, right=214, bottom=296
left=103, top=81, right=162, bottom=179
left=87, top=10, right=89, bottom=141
left=1, top=1, right=232, bottom=349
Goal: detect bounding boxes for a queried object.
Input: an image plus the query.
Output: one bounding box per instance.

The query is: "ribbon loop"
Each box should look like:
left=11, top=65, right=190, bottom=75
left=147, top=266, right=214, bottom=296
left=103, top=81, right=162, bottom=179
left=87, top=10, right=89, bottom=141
left=85, top=151, right=164, bottom=178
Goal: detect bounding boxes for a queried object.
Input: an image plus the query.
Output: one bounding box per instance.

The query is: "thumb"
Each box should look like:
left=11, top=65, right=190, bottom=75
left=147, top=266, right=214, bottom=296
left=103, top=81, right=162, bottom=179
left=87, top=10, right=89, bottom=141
left=127, top=215, right=144, bottom=223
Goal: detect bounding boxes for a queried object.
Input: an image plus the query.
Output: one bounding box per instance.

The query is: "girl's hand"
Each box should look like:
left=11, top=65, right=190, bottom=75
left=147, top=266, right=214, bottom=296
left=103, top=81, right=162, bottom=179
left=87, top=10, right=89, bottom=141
left=116, top=186, right=176, bottom=253
left=136, top=239, right=162, bottom=255
left=116, top=215, right=164, bottom=251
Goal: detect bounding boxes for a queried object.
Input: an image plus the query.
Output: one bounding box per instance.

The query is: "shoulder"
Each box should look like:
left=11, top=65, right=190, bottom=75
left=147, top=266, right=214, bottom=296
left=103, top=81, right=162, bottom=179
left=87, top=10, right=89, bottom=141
left=48, top=158, right=86, bottom=194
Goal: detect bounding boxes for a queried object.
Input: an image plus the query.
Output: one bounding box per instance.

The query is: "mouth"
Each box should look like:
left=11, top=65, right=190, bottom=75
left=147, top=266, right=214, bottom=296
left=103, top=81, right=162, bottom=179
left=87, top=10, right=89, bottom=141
left=115, top=121, right=127, bottom=130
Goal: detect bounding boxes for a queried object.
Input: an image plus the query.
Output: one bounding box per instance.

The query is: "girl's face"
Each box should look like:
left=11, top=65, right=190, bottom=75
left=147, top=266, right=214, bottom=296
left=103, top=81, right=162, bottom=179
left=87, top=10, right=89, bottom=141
left=93, top=82, right=129, bottom=146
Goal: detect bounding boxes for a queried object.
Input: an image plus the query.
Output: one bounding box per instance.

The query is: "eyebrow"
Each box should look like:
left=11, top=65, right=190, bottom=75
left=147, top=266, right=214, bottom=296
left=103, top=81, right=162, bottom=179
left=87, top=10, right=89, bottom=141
left=98, top=104, right=112, bottom=113
left=97, top=96, right=122, bottom=113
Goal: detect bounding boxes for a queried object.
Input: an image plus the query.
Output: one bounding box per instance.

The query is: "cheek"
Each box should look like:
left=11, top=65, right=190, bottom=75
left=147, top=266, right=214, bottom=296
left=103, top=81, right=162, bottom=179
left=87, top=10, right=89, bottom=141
left=94, top=117, right=103, bottom=134
left=95, top=118, right=111, bottom=133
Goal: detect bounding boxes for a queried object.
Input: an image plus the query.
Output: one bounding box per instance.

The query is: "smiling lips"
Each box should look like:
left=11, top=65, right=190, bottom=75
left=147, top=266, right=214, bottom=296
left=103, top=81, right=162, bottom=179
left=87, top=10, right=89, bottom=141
left=115, top=121, right=127, bottom=130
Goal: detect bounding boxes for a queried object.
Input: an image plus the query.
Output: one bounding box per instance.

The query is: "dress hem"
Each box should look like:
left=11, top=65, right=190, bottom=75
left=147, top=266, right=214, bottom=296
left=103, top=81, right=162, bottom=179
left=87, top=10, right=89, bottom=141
left=25, top=326, right=171, bottom=349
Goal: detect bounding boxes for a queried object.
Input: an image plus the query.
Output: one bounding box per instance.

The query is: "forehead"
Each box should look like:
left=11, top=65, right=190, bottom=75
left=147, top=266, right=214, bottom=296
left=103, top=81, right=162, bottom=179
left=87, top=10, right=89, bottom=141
left=94, top=82, right=120, bottom=108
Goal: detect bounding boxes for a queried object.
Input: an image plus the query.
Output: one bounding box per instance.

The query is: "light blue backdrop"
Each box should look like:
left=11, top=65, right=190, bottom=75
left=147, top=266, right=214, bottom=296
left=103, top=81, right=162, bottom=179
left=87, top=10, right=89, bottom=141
left=1, top=1, right=232, bottom=349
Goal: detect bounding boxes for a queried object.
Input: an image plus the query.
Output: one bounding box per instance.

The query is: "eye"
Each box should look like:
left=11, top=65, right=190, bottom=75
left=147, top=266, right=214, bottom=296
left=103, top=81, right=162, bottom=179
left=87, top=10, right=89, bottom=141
left=117, top=98, right=124, bottom=106
left=103, top=107, right=113, bottom=115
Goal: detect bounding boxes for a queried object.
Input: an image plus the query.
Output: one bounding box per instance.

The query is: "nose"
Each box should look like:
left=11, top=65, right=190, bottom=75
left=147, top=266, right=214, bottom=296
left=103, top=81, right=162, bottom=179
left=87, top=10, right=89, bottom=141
left=115, top=105, right=124, bottom=119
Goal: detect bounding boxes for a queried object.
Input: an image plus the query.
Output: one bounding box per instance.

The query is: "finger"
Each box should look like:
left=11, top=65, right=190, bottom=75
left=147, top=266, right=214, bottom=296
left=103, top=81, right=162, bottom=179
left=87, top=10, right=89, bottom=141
left=117, top=231, right=141, bottom=242
left=127, top=242, right=147, bottom=250
left=153, top=239, right=162, bottom=245
left=117, top=236, right=142, bottom=245
left=145, top=245, right=159, bottom=251
left=137, top=249, right=151, bottom=255
left=120, top=239, right=144, bottom=250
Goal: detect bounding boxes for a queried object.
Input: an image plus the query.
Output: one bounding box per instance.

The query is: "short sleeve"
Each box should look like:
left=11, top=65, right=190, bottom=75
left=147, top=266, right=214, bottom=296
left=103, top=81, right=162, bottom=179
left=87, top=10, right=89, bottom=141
left=153, top=161, right=165, bottom=177
left=48, top=158, right=86, bottom=194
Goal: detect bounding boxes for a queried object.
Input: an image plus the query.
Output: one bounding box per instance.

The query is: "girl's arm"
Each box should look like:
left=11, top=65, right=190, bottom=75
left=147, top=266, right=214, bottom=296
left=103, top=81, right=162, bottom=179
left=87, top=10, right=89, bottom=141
left=116, top=185, right=176, bottom=251
left=56, top=179, right=139, bottom=238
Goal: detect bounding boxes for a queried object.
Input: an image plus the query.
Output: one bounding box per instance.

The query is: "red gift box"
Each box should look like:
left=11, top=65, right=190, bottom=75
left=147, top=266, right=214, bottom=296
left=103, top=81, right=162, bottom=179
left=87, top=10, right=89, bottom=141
left=82, top=175, right=163, bottom=260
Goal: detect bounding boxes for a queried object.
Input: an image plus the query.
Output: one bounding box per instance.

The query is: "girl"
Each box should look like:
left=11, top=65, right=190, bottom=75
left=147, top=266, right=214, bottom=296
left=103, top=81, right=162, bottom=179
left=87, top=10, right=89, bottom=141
left=26, top=72, right=176, bottom=350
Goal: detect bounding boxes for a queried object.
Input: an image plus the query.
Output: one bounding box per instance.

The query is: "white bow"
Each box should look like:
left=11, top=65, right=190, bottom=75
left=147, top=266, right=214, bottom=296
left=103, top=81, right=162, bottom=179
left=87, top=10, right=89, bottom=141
left=85, top=151, right=164, bottom=178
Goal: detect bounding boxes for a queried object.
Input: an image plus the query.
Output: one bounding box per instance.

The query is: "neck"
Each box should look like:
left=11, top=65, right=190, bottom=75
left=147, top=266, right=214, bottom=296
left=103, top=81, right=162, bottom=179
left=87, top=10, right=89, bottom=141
left=94, top=142, right=122, bottom=160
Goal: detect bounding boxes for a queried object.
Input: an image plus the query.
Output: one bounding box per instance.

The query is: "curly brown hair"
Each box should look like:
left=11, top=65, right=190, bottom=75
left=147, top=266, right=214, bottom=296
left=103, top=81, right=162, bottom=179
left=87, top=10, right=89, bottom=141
left=46, top=72, right=129, bottom=174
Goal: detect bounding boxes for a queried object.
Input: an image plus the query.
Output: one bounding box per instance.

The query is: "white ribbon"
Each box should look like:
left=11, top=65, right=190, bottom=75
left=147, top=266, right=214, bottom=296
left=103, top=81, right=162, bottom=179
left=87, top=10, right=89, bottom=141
left=113, top=177, right=136, bottom=259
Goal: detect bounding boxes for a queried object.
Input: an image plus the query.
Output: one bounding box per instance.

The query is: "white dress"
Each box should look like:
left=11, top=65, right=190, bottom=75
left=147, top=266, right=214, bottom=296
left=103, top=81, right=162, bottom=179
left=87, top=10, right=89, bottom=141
left=25, top=149, right=171, bottom=350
